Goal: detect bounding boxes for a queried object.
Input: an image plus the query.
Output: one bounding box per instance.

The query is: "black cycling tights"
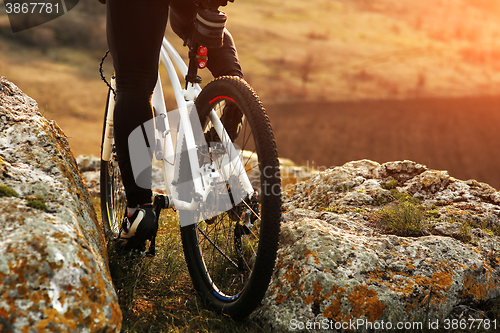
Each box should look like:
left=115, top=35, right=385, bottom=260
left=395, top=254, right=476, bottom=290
left=106, top=0, right=243, bottom=208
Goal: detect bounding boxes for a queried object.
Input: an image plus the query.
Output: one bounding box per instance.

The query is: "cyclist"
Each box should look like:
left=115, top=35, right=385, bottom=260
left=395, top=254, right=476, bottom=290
left=103, top=0, right=242, bottom=251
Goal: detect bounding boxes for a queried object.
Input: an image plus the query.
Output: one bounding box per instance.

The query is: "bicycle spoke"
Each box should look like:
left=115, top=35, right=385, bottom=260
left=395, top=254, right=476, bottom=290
left=197, top=224, right=239, bottom=269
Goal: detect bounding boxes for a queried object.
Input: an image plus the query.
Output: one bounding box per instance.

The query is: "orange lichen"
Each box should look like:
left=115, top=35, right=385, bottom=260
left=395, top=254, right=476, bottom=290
left=282, top=262, right=303, bottom=286
left=347, top=285, right=385, bottom=322
left=322, top=285, right=346, bottom=321
left=484, top=263, right=494, bottom=273
left=304, top=281, right=323, bottom=305
left=431, top=271, right=453, bottom=289
left=304, top=249, right=320, bottom=265
left=462, top=271, right=496, bottom=301
left=1, top=242, right=121, bottom=332
left=367, top=270, right=385, bottom=284
left=0, top=308, right=7, bottom=320
left=410, top=271, right=453, bottom=306
left=366, top=265, right=457, bottom=312
left=277, top=260, right=305, bottom=303
left=393, top=278, right=417, bottom=296
left=276, top=294, right=286, bottom=304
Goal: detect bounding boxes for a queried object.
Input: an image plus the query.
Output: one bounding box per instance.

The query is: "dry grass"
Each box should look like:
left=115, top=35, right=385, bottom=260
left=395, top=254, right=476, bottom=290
left=93, top=201, right=270, bottom=333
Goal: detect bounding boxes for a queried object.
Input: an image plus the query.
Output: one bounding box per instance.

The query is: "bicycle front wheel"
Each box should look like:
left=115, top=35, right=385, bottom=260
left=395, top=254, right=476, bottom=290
left=100, top=88, right=125, bottom=238
left=179, top=76, right=281, bottom=320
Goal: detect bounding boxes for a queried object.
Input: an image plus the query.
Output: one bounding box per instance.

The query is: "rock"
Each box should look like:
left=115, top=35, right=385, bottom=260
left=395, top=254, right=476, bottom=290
left=77, top=155, right=101, bottom=198
left=76, top=155, right=101, bottom=173
left=77, top=149, right=318, bottom=199
left=77, top=156, right=167, bottom=198
left=0, top=77, right=121, bottom=332
left=256, top=159, right=500, bottom=332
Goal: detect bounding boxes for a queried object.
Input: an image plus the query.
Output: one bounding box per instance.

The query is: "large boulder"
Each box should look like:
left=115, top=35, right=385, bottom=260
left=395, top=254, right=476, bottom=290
left=257, top=160, right=500, bottom=331
left=0, top=77, right=121, bottom=332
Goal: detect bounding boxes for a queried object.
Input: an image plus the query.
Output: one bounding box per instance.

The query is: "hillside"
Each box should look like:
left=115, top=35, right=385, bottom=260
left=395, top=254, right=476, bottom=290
left=267, top=96, right=500, bottom=189
left=224, top=0, right=500, bottom=101
left=1, top=0, right=500, bottom=186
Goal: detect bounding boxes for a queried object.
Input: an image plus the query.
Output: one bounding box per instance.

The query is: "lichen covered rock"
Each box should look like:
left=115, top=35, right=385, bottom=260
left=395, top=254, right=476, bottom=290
left=0, top=77, right=121, bottom=332
left=257, top=159, right=500, bottom=331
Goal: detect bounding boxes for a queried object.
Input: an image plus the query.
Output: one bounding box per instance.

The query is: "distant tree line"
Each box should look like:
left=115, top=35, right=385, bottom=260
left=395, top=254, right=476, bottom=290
left=0, top=2, right=107, bottom=53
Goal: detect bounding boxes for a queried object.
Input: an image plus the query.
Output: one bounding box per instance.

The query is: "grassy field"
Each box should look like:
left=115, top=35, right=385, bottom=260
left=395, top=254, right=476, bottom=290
left=266, top=95, right=500, bottom=189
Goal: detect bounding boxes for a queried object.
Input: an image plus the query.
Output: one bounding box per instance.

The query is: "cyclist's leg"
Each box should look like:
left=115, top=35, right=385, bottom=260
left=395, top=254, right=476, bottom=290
left=169, top=0, right=243, bottom=78
left=106, top=0, right=169, bottom=208
left=170, top=0, right=243, bottom=141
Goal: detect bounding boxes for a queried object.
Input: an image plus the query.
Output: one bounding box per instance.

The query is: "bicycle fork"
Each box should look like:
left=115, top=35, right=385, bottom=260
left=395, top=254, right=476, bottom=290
left=102, top=77, right=116, bottom=163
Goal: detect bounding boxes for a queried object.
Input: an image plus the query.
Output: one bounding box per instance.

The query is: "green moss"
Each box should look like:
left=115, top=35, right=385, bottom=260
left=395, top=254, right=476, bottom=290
left=473, top=219, right=500, bottom=237
left=382, top=177, right=398, bottom=190
left=389, top=189, right=421, bottom=204
left=334, top=184, right=352, bottom=193
left=27, top=197, right=49, bottom=212
left=372, top=191, right=394, bottom=206
left=482, top=223, right=500, bottom=237
left=0, top=184, right=19, bottom=198
left=449, top=213, right=500, bottom=240
left=458, top=222, right=472, bottom=242
left=482, top=228, right=495, bottom=236
left=426, top=209, right=441, bottom=219
left=322, top=205, right=344, bottom=214
left=377, top=201, right=427, bottom=236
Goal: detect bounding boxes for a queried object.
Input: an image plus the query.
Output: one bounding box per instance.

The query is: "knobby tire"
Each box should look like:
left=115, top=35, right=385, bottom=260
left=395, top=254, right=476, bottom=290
left=179, top=76, right=281, bottom=320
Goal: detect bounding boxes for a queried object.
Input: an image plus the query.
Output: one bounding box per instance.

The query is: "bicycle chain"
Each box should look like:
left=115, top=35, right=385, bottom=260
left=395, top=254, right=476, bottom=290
left=99, top=49, right=116, bottom=99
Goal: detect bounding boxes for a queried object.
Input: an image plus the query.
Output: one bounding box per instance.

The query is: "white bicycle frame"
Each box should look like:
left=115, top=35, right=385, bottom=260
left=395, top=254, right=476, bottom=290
left=101, top=37, right=253, bottom=225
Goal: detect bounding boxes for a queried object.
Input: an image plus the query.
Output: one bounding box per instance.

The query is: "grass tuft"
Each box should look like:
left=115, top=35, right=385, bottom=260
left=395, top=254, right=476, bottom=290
left=377, top=201, right=427, bottom=236
left=0, top=184, right=19, bottom=198
left=389, top=189, right=421, bottom=205
left=26, top=195, right=49, bottom=212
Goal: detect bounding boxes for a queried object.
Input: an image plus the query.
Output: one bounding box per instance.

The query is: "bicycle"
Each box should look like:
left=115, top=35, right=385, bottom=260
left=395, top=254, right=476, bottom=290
left=99, top=4, right=281, bottom=320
